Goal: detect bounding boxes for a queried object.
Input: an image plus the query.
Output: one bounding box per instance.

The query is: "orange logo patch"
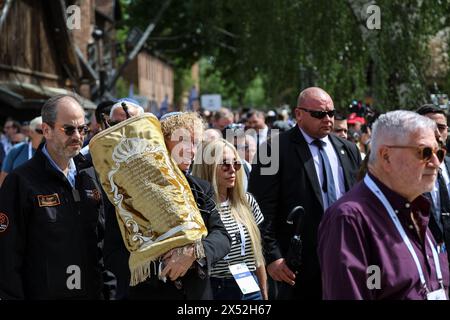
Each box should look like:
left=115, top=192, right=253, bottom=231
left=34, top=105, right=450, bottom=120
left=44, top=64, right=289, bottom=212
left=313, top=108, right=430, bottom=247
left=37, top=194, right=61, bottom=207
left=0, top=213, right=9, bottom=232
left=85, top=189, right=101, bottom=201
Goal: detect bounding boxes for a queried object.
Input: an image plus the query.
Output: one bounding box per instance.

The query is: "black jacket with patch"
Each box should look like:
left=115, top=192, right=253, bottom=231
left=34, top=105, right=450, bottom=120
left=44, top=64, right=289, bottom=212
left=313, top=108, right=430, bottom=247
left=0, top=148, right=108, bottom=299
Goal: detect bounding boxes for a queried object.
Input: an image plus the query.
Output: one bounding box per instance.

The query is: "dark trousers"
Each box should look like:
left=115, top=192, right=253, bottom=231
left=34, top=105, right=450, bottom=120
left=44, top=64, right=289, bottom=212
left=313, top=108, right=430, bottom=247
left=128, top=262, right=213, bottom=300
left=276, top=273, right=322, bottom=300
left=210, top=273, right=262, bottom=300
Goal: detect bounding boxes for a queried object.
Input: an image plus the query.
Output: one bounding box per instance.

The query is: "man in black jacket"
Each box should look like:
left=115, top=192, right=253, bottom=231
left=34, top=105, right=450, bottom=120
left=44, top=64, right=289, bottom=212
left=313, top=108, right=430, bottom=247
left=417, top=104, right=450, bottom=264
left=0, top=94, right=110, bottom=299
left=249, top=87, right=362, bottom=299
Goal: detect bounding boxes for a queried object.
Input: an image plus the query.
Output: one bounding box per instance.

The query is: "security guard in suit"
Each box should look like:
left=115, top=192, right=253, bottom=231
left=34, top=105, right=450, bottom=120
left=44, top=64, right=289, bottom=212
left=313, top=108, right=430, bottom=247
left=249, top=87, right=362, bottom=299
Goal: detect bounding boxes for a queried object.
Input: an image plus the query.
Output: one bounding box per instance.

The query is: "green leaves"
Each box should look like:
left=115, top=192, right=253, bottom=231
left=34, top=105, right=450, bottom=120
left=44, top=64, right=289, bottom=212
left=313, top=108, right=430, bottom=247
left=121, top=0, right=450, bottom=111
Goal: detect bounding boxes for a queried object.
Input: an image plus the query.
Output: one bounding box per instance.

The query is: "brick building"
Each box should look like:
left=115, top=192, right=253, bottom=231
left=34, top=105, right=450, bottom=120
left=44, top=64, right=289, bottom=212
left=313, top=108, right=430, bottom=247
left=123, top=50, right=174, bottom=114
left=0, top=0, right=121, bottom=121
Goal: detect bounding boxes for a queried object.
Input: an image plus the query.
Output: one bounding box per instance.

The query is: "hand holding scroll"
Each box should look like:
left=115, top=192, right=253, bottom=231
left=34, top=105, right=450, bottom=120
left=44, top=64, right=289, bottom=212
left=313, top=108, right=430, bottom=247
left=161, top=244, right=196, bottom=281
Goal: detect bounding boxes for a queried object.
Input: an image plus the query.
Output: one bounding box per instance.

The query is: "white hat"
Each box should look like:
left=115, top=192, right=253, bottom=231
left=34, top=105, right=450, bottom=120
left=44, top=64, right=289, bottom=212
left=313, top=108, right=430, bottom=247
left=29, top=116, right=42, bottom=132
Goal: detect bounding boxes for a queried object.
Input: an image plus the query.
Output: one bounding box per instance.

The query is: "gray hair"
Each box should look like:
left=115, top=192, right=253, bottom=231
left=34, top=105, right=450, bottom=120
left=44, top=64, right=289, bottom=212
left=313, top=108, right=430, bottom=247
left=41, top=94, right=82, bottom=125
left=29, top=116, right=42, bottom=132
left=369, top=110, right=437, bottom=164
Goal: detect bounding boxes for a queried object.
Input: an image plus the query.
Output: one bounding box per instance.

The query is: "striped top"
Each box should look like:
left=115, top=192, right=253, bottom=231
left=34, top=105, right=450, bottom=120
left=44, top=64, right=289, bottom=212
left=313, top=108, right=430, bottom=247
left=210, top=193, right=264, bottom=278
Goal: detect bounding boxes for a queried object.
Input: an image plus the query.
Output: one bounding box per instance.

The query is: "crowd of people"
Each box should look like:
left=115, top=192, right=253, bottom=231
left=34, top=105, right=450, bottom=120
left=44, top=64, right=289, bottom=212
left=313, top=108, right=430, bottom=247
left=0, top=86, right=449, bottom=300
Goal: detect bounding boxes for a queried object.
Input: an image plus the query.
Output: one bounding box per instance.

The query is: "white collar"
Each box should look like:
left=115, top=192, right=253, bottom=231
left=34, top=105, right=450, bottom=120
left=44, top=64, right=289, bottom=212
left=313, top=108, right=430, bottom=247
left=299, top=127, right=330, bottom=146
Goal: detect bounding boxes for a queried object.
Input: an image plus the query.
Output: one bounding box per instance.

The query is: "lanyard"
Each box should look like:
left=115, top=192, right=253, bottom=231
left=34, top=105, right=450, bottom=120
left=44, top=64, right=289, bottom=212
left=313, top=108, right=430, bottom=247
left=224, top=221, right=247, bottom=261
left=237, top=222, right=246, bottom=256
left=364, top=175, right=443, bottom=293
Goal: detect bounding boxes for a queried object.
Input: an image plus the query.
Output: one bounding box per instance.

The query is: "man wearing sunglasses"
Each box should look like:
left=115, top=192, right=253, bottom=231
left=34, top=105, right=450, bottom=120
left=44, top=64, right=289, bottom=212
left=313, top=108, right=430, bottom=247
left=417, top=104, right=450, bottom=266
left=319, top=110, right=449, bottom=299
left=249, top=87, right=362, bottom=300
left=0, top=94, right=113, bottom=299
left=0, top=116, right=43, bottom=187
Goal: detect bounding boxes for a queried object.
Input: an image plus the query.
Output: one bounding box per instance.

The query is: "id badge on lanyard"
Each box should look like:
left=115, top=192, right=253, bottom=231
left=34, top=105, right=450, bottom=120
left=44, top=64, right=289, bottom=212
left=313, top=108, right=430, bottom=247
left=427, top=288, right=447, bottom=300
left=226, top=222, right=260, bottom=294
left=229, top=263, right=260, bottom=295
left=364, top=175, right=448, bottom=300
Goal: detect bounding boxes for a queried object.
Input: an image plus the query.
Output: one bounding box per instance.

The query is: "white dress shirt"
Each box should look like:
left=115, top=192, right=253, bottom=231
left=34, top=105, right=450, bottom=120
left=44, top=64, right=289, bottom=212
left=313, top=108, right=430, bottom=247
left=300, top=128, right=345, bottom=209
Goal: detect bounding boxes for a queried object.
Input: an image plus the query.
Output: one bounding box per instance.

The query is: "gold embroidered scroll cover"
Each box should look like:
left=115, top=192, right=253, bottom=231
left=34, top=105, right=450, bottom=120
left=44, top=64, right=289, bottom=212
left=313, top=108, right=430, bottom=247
left=90, top=114, right=207, bottom=285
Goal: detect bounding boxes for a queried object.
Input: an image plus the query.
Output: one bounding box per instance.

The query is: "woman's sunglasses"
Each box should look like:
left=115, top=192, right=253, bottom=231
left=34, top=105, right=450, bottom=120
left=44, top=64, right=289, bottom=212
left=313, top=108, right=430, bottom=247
left=219, top=160, right=242, bottom=172
left=298, top=107, right=335, bottom=119
left=385, top=145, right=446, bottom=163
left=58, top=124, right=90, bottom=136
left=34, top=128, right=43, bottom=134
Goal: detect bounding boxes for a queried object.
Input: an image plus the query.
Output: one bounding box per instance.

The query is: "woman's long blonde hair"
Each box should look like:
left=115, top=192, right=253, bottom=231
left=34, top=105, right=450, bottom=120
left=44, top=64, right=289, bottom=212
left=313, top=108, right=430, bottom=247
left=192, top=138, right=265, bottom=267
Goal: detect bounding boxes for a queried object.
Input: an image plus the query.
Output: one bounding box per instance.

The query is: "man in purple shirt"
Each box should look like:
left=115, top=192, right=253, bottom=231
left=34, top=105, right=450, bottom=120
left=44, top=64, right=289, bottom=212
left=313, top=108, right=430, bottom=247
left=318, top=110, right=450, bottom=300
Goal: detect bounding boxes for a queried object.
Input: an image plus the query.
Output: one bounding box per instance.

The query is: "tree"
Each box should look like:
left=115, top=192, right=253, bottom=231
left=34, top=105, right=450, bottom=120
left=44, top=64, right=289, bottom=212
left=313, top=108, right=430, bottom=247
left=121, top=0, right=450, bottom=111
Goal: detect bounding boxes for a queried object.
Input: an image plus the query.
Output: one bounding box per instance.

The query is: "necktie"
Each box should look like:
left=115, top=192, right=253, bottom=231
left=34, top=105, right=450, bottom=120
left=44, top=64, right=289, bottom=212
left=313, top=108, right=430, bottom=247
left=313, top=139, right=337, bottom=207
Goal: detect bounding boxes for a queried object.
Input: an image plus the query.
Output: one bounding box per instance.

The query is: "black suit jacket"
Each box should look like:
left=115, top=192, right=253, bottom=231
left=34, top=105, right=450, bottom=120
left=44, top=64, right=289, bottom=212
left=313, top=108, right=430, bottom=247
left=427, top=156, right=450, bottom=260
left=249, top=126, right=362, bottom=299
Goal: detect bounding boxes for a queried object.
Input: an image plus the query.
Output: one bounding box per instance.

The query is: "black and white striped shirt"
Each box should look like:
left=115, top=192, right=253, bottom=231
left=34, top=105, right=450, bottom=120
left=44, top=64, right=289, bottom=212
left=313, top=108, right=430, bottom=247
left=210, top=193, right=264, bottom=278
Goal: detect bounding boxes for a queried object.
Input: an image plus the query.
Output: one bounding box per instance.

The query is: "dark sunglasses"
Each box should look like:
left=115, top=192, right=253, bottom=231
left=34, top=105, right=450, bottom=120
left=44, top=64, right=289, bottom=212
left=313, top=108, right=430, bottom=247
left=386, top=145, right=446, bottom=163
left=34, top=128, right=43, bottom=134
left=299, top=108, right=335, bottom=119
left=219, top=160, right=242, bottom=172
left=58, top=124, right=90, bottom=136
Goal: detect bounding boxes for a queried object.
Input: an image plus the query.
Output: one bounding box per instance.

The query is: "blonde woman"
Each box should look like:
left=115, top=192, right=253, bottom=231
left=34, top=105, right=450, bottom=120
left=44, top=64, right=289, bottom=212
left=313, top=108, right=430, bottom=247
left=192, top=138, right=267, bottom=300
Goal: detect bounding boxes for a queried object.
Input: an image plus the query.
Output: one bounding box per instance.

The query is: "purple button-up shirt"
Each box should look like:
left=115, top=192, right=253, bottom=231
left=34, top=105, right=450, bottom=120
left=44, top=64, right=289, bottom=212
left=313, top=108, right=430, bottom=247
left=318, top=173, right=450, bottom=299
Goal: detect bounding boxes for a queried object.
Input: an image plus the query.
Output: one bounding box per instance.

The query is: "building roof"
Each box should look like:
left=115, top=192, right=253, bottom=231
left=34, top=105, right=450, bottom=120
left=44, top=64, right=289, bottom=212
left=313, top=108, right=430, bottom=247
left=0, top=81, right=96, bottom=110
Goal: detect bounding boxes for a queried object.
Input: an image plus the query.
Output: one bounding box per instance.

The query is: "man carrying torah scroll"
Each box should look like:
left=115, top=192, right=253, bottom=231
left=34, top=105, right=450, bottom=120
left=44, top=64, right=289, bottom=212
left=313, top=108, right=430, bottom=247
left=90, top=110, right=231, bottom=299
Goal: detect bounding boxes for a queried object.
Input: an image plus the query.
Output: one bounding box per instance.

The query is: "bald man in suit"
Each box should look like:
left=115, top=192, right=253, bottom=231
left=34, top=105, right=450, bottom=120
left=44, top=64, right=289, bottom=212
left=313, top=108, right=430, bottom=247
left=249, top=87, right=362, bottom=299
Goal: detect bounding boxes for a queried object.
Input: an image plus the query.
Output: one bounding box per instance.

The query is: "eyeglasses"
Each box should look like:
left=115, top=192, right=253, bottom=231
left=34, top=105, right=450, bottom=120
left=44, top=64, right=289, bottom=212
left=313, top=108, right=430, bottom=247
left=298, top=108, right=335, bottom=119
left=219, top=160, right=242, bottom=172
left=58, top=124, right=90, bottom=136
left=35, top=128, right=43, bottom=134
left=385, top=145, right=447, bottom=163
left=437, top=124, right=448, bottom=131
